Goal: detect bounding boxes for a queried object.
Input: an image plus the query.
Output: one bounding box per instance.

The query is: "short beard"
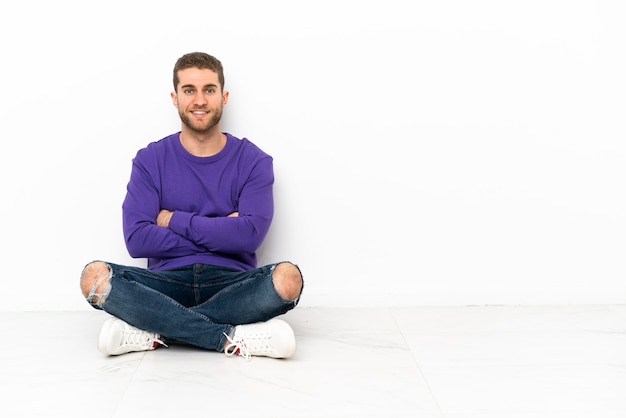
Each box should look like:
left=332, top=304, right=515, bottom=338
left=179, top=107, right=223, bottom=134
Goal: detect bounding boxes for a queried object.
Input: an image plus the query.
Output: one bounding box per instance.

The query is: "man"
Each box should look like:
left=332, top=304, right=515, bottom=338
left=80, top=52, right=303, bottom=360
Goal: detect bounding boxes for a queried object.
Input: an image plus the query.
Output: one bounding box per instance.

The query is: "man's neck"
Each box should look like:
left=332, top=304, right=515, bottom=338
left=179, top=127, right=226, bottom=157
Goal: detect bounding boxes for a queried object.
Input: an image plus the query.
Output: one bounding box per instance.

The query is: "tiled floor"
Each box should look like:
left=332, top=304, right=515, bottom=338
left=2, top=305, right=625, bottom=417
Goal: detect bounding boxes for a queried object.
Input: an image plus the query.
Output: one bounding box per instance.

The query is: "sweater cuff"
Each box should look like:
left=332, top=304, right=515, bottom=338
left=168, top=210, right=193, bottom=239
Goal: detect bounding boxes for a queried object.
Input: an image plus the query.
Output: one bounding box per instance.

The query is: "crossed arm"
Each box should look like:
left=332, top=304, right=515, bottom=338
left=156, top=209, right=239, bottom=228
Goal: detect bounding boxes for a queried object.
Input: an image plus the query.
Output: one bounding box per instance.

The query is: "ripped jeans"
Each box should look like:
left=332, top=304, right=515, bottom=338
left=83, top=261, right=302, bottom=352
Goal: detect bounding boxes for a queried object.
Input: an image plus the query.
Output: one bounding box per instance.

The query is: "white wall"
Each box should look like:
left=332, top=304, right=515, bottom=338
left=1, top=0, right=624, bottom=311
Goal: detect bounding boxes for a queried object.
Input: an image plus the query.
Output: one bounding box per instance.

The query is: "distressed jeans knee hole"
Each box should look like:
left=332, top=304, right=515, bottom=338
left=82, top=262, right=113, bottom=308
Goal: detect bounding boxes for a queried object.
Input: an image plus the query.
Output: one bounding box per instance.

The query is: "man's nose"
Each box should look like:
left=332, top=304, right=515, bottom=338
left=193, top=92, right=207, bottom=104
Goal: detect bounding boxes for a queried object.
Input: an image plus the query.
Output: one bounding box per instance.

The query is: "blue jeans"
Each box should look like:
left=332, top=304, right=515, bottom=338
left=84, top=261, right=302, bottom=352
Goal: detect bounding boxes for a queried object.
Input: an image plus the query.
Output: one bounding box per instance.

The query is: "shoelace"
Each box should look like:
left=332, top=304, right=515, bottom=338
left=223, top=333, right=252, bottom=361
left=223, top=331, right=273, bottom=361
left=122, top=324, right=167, bottom=350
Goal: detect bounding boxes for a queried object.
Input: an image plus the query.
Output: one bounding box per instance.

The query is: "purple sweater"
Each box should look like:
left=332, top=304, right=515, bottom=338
left=122, top=132, right=274, bottom=271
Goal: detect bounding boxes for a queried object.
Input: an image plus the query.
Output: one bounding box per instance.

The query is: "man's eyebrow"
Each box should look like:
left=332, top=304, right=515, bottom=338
left=180, top=83, right=218, bottom=89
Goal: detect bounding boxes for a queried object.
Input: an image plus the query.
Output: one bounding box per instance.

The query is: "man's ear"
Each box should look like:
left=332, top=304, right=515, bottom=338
left=171, top=91, right=178, bottom=107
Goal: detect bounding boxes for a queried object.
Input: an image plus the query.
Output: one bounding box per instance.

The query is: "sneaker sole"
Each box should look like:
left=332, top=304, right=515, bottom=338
left=272, top=319, right=297, bottom=358
left=97, top=318, right=116, bottom=355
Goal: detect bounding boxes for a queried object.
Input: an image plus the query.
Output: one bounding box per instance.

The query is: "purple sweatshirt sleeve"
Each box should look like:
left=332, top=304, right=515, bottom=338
left=122, top=157, right=205, bottom=259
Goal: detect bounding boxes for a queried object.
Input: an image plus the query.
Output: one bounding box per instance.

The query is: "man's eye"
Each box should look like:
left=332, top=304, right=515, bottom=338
left=184, top=89, right=194, bottom=94
left=206, top=88, right=215, bottom=93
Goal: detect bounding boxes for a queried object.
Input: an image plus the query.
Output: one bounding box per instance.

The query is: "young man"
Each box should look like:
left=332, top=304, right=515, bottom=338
left=80, top=52, right=303, bottom=360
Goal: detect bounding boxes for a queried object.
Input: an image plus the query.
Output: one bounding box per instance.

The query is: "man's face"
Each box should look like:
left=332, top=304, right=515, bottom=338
left=171, top=67, right=228, bottom=134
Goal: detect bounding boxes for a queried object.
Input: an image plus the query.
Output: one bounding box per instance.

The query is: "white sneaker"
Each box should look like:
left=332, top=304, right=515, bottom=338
left=224, top=318, right=296, bottom=360
left=98, top=318, right=166, bottom=356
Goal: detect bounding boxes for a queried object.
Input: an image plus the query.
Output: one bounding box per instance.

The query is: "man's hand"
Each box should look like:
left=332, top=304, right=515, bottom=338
left=157, top=209, right=174, bottom=228
left=227, top=211, right=239, bottom=217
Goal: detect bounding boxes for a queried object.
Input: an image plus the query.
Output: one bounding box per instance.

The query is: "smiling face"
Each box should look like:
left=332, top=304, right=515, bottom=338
left=171, top=67, right=229, bottom=134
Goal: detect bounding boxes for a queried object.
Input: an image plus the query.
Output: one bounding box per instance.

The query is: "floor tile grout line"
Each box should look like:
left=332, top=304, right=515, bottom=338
left=109, top=352, right=148, bottom=418
left=389, top=307, right=446, bottom=418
